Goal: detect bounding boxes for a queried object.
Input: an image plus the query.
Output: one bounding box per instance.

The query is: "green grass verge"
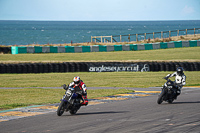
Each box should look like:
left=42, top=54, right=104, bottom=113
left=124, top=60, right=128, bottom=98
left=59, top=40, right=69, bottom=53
left=0, top=46, right=200, bottom=111
left=0, top=88, right=134, bottom=110
left=1, top=47, right=200, bottom=63
left=0, top=72, right=199, bottom=88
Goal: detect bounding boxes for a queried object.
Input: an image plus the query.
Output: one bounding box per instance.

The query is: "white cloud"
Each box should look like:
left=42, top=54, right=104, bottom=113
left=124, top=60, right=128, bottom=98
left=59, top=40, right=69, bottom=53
left=182, top=5, right=195, bottom=15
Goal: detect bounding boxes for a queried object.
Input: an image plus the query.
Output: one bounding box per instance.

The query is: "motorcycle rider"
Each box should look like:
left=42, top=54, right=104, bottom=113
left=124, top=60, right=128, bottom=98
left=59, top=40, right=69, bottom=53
left=63, top=76, right=88, bottom=106
left=164, top=67, right=186, bottom=98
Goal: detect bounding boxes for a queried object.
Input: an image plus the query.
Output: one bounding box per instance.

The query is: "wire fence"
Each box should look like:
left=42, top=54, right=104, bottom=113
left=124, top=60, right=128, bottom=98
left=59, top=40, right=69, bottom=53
left=91, top=28, right=200, bottom=43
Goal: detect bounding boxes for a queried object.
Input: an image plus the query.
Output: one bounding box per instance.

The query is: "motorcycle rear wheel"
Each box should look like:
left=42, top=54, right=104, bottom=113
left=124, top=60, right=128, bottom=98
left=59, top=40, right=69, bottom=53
left=70, top=109, right=77, bottom=115
left=57, top=101, right=65, bottom=116
left=168, top=99, right=174, bottom=104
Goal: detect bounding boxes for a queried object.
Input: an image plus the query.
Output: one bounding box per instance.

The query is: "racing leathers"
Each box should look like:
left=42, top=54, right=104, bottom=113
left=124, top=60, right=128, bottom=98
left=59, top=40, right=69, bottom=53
left=64, top=80, right=88, bottom=106
left=165, top=72, right=186, bottom=97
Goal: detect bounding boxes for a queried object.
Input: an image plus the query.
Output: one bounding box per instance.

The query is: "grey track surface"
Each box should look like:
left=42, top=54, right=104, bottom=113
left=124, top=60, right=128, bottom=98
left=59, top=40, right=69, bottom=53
left=0, top=87, right=200, bottom=133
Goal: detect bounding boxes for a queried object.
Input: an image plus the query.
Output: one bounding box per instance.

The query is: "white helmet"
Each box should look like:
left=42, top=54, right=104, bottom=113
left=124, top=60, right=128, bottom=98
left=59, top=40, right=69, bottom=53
left=73, top=76, right=80, bottom=85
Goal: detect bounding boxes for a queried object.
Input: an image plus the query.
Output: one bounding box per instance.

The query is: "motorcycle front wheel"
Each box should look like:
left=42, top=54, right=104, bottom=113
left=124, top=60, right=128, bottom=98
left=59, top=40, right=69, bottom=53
left=57, top=101, right=65, bottom=116
left=157, top=89, right=165, bottom=104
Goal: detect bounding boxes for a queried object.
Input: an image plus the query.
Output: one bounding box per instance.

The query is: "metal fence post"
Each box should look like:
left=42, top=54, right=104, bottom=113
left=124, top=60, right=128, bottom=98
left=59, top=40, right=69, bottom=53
left=177, top=30, right=179, bottom=37
left=153, top=32, right=155, bottom=40
left=120, top=35, right=122, bottom=42
left=194, top=28, right=195, bottom=36
left=111, top=36, right=113, bottom=43
left=186, top=29, right=187, bottom=36
left=161, top=31, right=163, bottom=39
left=144, top=33, right=146, bottom=41
left=136, top=34, right=138, bottom=42
left=169, top=31, right=171, bottom=38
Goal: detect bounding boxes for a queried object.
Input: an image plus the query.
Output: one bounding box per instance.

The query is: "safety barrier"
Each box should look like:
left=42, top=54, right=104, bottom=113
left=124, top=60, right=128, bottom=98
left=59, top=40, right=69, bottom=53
left=0, top=62, right=199, bottom=73
left=10, top=40, right=200, bottom=54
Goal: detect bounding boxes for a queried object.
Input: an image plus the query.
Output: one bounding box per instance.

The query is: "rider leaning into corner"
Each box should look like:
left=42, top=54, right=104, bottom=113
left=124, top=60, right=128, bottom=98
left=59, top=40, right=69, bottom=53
left=164, top=67, right=186, bottom=99
left=63, top=76, right=88, bottom=106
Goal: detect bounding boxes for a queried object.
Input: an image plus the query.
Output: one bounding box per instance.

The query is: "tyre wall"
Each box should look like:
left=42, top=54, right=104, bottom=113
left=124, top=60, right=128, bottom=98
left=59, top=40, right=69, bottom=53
left=0, top=62, right=199, bottom=74
left=0, top=47, right=11, bottom=54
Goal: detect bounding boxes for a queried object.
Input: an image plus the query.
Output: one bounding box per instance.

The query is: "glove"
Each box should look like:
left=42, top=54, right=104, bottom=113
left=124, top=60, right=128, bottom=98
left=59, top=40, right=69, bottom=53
left=62, top=84, right=68, bottom=90
left=163, top=77, right=168, bottom=80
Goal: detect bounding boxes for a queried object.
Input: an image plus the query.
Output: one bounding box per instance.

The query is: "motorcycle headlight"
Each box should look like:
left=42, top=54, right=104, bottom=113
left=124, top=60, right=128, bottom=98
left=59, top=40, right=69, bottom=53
left=66, top=90, right=72, bottom=96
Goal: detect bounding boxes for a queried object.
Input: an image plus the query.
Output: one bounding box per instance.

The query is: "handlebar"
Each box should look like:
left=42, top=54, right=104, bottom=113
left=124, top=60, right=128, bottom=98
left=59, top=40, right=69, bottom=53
left=62, top=84, right=68, bottom=90
left=163, top=77, right=173, bottom=82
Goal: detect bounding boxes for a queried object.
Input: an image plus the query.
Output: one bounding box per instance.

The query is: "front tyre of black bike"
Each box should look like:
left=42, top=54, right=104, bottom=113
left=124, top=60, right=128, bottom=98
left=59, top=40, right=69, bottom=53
left=157, top=89, right=165, bottom=104
left=57, top=101, right=65, bottom=116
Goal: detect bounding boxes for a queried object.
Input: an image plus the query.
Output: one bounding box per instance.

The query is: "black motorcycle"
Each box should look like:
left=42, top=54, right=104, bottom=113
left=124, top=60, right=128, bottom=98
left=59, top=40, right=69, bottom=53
left=157, top=78, right=178, bottom=104
left=57, top=85, right=82, bottom=116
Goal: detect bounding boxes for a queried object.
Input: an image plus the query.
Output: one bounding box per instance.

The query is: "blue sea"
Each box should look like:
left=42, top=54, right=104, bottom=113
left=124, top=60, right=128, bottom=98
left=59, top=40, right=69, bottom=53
left=0, top=20, right=200, bottom=46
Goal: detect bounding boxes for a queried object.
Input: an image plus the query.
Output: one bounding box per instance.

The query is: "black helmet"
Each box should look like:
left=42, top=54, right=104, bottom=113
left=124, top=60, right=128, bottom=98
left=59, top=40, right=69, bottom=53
left=177, top=67, right=183, bottom=76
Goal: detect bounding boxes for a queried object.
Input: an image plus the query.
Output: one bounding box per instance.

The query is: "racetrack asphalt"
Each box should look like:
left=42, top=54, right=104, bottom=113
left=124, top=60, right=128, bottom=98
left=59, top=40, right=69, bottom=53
left=0, top=87, right=200, bottom=133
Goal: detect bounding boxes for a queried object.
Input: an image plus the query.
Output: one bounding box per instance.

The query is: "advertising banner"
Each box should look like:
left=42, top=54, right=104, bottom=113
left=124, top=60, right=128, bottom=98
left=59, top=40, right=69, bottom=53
left=88, top=63, right=150, bottom=72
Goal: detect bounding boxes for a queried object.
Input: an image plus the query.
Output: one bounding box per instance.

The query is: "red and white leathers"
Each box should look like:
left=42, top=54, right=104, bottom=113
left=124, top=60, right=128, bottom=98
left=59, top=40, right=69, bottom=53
left=69, top=80, right=88, bottom=106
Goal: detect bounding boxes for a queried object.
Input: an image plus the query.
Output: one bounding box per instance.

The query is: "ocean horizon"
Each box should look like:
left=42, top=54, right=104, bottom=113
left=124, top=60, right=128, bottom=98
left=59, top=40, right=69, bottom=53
left=0, top=20, right=200, bottom=46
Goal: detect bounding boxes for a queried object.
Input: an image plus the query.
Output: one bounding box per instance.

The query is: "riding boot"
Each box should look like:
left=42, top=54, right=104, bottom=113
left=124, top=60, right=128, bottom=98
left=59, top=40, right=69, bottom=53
left=81, top=95, right=88, bottom=106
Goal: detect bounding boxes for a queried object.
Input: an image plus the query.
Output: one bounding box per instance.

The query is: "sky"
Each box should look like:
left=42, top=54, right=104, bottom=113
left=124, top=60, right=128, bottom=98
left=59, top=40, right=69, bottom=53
left=0, top=0, right=200, bottom=21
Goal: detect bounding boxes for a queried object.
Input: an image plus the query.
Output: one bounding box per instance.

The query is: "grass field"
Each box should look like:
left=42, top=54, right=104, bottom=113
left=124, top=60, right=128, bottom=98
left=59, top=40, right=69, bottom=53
left=0, top=46, right=199, bottom=110
left=0, top=72, right=199, bottom=88
left=0, top=71, right=199, bottom=110
left=0, top=47, right=200, bottom=63
left=0, top=88, right=134, bottom=110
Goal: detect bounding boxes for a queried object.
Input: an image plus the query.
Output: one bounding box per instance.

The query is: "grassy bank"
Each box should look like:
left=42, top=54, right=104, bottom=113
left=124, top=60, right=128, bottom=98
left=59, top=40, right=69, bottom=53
left=0, top=88, right=134, bottom=110
left=0, top=46, right=199, bottom=111
left=2, top=34, right=199, bottom=47
left=0, top=47, right=200, bottom=63
left=0, top=71, right=199, bottom=110
left=0, top=72, right=199, bottom=88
